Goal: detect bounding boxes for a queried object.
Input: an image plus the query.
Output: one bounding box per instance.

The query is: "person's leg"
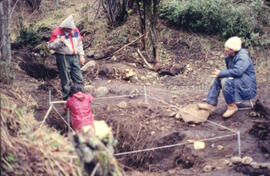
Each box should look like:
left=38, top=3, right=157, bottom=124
left=70, top=55, right=84, bottom=89
left=222, top=78, right=235, bottom=104
left=56, top=54, right=72, bottom=99
left=206, top=78, right=222, bottom=106
left=198, top=78, right=221, bottom=112
left=222, top=78, right=238, bottom=118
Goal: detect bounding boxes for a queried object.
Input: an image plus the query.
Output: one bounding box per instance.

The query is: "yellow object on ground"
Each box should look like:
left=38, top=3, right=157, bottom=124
left=194, top=141, right=205, bottom=150
left=94, top=120, right=112, bottom=139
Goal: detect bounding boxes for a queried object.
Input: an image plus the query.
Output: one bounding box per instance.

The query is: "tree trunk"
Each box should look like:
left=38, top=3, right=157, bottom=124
left=0, top=2, right=3, bottom=47
left=143, top=0, right=160, bottom=65
left=0, top=0, right=13, bottom=83
left=149, top=0, right=159, bottom=65
left=136, top=0, right=146, bottom=50
left=102, top=0, right=128, bottom=28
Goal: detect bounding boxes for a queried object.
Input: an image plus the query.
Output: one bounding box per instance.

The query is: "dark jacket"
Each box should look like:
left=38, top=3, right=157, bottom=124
left=218, top=49, right=257, bottom=101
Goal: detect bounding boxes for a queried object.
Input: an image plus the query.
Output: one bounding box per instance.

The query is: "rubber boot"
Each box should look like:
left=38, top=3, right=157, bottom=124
left=223, top=102, right=238, bottom=118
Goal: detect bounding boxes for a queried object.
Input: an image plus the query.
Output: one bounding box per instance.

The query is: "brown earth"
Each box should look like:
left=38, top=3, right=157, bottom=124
left=4, top=1, right=270, bottom=175
left=9, top=26, right=270, bottom=175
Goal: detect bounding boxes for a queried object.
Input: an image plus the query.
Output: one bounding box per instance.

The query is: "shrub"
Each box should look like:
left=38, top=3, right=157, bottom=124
left=159, top=0, right=269, bottom=46
left=14, top=16, right=41, bottom=48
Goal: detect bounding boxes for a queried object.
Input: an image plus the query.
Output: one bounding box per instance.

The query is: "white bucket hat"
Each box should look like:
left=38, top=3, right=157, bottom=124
left=225, top=36, right=242, bottom=51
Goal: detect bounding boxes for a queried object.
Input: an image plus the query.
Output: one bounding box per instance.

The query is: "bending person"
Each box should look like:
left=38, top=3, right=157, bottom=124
left=65, top=84, right=94, bottom=132
left=198, top=36, right=256, bottom=118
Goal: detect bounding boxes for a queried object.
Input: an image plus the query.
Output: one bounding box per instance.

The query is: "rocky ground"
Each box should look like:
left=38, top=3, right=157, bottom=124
left=4, top=0, right=270, bottom=175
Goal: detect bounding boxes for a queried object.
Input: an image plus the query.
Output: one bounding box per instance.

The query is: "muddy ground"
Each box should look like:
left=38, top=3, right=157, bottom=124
left=11, top=29, right=270, bottom=176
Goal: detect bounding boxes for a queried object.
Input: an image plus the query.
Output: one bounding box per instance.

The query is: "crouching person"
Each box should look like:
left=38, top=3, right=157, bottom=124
left=66, top=84, right=122, bottom=175
left=198, top=36, right=257, bottom=118
left=65, top=84, right=94, bottom=132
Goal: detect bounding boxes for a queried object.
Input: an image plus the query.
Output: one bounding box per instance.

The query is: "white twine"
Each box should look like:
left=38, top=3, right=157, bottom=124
left=43, top=85, right=242, bottom=157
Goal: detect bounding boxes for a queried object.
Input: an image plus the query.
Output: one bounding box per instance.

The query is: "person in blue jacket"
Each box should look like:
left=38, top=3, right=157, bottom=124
left=198, top=36, right=257, bottom=118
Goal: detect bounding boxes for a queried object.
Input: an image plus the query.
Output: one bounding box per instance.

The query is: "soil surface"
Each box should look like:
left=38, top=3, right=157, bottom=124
left=7, top=2, right=270, bottom=174
left=11, top=33, right=270, bottom=175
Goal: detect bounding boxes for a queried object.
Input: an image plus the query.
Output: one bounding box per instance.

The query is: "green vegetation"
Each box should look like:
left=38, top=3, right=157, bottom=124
left=14, top=16, right=41, bottom=47
left=159, top=0, right=270, bottom=47
left=1, top=91, right=80, bottom=175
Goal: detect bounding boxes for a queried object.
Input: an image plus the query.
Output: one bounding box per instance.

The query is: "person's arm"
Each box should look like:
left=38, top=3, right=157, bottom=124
left=48, top=28, right=65, bottom=50
left=218, top=54, right=250, bottom=78
left=65, top=99, right=70, bottom=110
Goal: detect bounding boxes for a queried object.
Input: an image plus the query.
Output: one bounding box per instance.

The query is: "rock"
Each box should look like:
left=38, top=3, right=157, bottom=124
left=260, top=162, right=270, bottom=169
left=94, top=50, right=106, bottom=59
left=217, top=145, right=224, bottom=151
left=241, top=156, right=253, bottom=165
left=130, top=75, right=138, bottom=83
left=111, top=55, right=117, bottom=61
left=203, top=164, right=212, bottom=172
left=250, top=161, right=260, bottom=169
left=183, top=64, right=193, bottom=75
left=224, top=159, right=232, bottom=166
left=175, top=112, right=182, bottom=119
left=96, top=87, right=109, bottom=97
left=178, top=104, right=210, bottom=123
left=123, top=69, right=136, bottom=80
left=169, top=111, right=177, bottom=117
left=249, top=111, right=257, bottom=117
left=129, top=89, right=140, bottom=99
left=84, top=85, right=94, bottom=92
left=81, top=60, right=96, bottom=72
left=85, top=49, right=95, bottom=57
left=117, top=101, right=127, bottom=109
left=231, top=156, right=242, bottom=164
left=168, top=169, right=175, bottom=175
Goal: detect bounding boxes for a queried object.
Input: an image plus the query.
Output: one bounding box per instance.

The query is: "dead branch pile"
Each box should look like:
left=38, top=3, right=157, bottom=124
left=0, top=88, right=80, bottom=175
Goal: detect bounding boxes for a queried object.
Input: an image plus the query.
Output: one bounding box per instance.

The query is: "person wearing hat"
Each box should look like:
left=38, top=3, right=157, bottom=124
left=48, top=15, right=85, bottom=100
left=198, top=36, right=257, bottom=118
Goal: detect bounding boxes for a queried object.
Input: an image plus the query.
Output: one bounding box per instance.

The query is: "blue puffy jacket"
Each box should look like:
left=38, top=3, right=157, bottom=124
left=218, top=49, right=257, bottom=101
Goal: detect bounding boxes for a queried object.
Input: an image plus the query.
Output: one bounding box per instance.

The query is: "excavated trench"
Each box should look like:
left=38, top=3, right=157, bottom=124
left=19, top=62, right=58, bottom=80
left=25, top=61, right=270, bottom=174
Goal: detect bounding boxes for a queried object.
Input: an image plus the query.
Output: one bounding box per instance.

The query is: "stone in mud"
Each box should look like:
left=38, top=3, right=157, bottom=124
left=241, top=156, right=253, bottom=165
left=95, top=87, right=109, bottom=97
left=250, top=161, right=260, bottom=169
left=81, top=60, right=96, bottom=72
left=231, top=156, right=242, bottom=164
left=203, top=164, right=212, bottom=172
left=177, top=104, right=210, bottom=123
left=117, top=101, right=127, bottom=109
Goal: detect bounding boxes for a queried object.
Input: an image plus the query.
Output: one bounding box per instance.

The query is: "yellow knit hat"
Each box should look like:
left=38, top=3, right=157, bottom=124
left=225, top=36, right=242, bottom=51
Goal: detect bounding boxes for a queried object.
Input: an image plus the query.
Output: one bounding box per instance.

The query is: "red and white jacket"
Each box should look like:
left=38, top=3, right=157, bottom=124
left=49, top=27, right=84, bottom=57
left=65, top=92, right=94, bottom=132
